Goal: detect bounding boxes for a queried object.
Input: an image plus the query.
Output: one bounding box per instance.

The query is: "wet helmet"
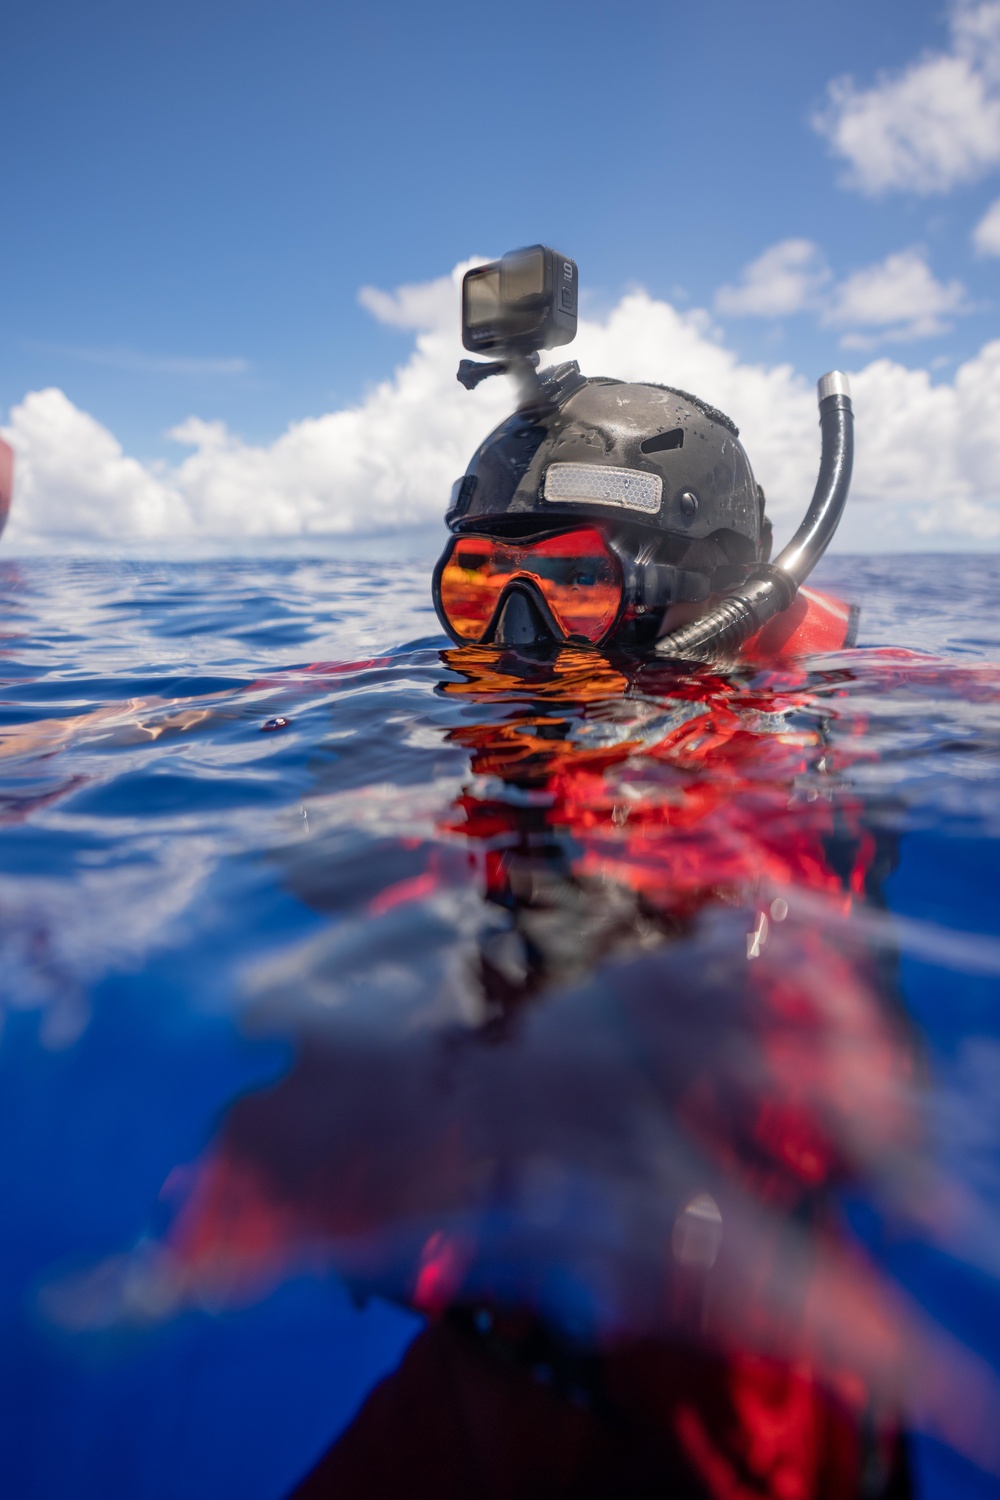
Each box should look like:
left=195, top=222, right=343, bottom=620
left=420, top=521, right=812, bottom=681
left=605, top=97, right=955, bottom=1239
left=436, top=363, right=773, bottom=650
left=437, top=244, right=854, bottom=659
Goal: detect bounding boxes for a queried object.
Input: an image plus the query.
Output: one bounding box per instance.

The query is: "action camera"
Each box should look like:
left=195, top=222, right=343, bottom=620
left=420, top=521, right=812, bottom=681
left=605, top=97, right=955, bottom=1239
left=462, top=246, right=578, bottom=357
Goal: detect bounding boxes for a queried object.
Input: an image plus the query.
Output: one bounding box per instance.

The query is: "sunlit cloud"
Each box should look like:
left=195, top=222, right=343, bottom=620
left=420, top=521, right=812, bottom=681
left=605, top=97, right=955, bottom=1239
left=716, top=241, right=969, bottom=347
left=357, top=268, right=476, bottom=331
left=973, top=193, right=1000, bottom=251
left=714, top=240, right=831, bottom=318
left=4, top=260, right=1000, bottom=551
left=814, top=1, right=1000, bottom=195
left=823, top=249, right=969, bottom=345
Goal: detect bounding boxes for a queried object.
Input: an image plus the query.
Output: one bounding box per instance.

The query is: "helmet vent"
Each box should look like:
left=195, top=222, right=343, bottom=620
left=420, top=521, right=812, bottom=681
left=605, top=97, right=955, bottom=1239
left=640, top=428, right=684, bottom=456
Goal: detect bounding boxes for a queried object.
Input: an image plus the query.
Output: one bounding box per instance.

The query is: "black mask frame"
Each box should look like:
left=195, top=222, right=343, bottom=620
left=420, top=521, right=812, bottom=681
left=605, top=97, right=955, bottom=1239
left=432, top=522, right=721, bottom=651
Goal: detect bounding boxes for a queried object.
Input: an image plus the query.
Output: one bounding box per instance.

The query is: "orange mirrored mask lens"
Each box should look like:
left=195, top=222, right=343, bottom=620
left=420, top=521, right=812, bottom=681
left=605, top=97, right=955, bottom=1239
left=439, top=528, right=622, bottom=643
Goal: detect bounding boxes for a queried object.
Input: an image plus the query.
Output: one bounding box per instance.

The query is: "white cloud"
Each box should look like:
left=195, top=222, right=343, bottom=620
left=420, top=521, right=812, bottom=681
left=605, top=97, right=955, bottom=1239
left=814, top=1, right=1000, bottom=194
left=973, top=193, right=1000, bottom=251
left=823, top=249, right=968, bottom=345
left=847, top=347, right=1000, bottom=539
left=714, top=242, right=966, bottom=347
left=5, top=260, right=1000, bottom=552
left=357, top=269, right=471, bottom=331
left=5, top=387, right=193, bottom=544
left=714, top=240, right=831, bottom=318
left=4, top=264, right=511, bottom=548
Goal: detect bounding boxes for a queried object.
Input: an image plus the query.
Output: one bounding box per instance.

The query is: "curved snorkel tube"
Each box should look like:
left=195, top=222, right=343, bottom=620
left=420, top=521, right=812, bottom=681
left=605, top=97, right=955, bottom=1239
left=654, top=372, right=854, bottom=662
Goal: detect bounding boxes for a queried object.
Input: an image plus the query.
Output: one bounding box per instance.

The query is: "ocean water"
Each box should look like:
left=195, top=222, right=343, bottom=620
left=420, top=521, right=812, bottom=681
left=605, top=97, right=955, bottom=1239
left=0, top=552, right=999, bottom=1499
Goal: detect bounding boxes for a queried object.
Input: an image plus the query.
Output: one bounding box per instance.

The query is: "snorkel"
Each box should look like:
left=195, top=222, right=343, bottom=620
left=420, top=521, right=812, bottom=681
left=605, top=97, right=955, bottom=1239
left=654, top=372, right=853, bottom=661
left=448, top=246, right=855, bottom=661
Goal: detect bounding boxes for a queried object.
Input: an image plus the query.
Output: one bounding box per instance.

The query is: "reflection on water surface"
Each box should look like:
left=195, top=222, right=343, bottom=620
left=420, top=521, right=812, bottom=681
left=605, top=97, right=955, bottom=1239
left=1, top=556, right=1000, bottom=1499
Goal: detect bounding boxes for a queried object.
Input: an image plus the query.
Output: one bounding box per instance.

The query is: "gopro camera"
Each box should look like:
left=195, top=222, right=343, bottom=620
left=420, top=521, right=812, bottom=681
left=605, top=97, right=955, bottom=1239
left=462, top=246, right=578, bottom=356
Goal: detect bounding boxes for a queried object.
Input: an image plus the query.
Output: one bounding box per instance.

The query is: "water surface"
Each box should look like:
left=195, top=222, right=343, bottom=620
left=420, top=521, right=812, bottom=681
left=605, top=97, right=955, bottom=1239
left=1, top=553, right=999, bottom=1499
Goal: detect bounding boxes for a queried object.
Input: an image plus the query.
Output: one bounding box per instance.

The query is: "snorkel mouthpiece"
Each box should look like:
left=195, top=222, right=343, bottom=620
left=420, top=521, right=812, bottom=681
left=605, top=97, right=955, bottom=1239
left=492, top=585, right=557, bottom=650
left=654, top=372, right=854, bottom=662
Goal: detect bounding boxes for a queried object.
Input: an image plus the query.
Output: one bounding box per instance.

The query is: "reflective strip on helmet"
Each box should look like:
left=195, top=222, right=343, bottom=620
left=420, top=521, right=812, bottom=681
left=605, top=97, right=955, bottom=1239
left=543, top=463, right=662, bottom=514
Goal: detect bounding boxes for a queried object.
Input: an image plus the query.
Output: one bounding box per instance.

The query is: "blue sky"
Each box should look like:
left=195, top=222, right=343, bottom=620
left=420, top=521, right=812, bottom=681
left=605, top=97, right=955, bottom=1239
left=5, top=0, right=1000, bottom=549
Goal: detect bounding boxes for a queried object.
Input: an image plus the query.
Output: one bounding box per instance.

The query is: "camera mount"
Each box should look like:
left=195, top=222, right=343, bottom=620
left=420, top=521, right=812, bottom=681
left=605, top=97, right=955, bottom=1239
left=457, top=246, right=578, bottom=401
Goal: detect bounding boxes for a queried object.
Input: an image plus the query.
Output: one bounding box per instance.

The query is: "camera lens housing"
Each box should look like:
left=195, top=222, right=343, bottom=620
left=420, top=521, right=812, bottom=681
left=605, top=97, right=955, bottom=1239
left=462, top=246, right=578, bottom=356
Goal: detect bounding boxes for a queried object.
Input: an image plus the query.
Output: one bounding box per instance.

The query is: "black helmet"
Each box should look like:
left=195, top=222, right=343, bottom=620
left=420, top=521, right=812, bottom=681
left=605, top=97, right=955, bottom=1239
left=448, top=367, right=768, bottom=573
left=441, top=248, right=854, bottom=660
left=438, top=364, right=775, bottom=649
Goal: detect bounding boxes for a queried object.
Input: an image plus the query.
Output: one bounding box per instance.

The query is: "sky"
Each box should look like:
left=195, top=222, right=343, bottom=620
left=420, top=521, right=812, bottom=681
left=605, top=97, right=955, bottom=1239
left=5, top=0, right=1000, bottom=550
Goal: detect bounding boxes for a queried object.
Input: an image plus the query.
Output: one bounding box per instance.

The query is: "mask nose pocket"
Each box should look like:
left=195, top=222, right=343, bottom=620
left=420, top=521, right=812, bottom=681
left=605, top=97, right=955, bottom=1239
left=491, top=584, right=555, bottom=648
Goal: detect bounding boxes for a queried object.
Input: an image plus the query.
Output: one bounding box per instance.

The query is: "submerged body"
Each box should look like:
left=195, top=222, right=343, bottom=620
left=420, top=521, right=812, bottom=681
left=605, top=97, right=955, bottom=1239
left=3, top=558, right=1000, bottom=1499
left=152, top=638, right=921, bottom=1499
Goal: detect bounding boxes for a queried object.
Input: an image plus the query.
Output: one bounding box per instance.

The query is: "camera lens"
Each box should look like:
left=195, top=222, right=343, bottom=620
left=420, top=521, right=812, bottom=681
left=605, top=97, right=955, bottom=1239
left=464, top=267, right=501, bottom=330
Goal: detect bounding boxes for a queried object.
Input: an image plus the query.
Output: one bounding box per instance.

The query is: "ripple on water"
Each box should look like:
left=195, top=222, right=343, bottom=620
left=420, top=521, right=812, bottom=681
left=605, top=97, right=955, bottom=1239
left=0, top=553, right=999, bottom=1500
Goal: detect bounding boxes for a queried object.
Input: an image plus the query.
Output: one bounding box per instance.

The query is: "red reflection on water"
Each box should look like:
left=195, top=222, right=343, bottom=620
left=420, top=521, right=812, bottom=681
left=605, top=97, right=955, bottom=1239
left=138, top=646, right=1000, bottom=1494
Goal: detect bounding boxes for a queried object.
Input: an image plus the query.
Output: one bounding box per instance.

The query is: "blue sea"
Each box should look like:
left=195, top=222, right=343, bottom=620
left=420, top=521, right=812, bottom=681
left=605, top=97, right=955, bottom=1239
left=1, top=552, right=999, bottom=1499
